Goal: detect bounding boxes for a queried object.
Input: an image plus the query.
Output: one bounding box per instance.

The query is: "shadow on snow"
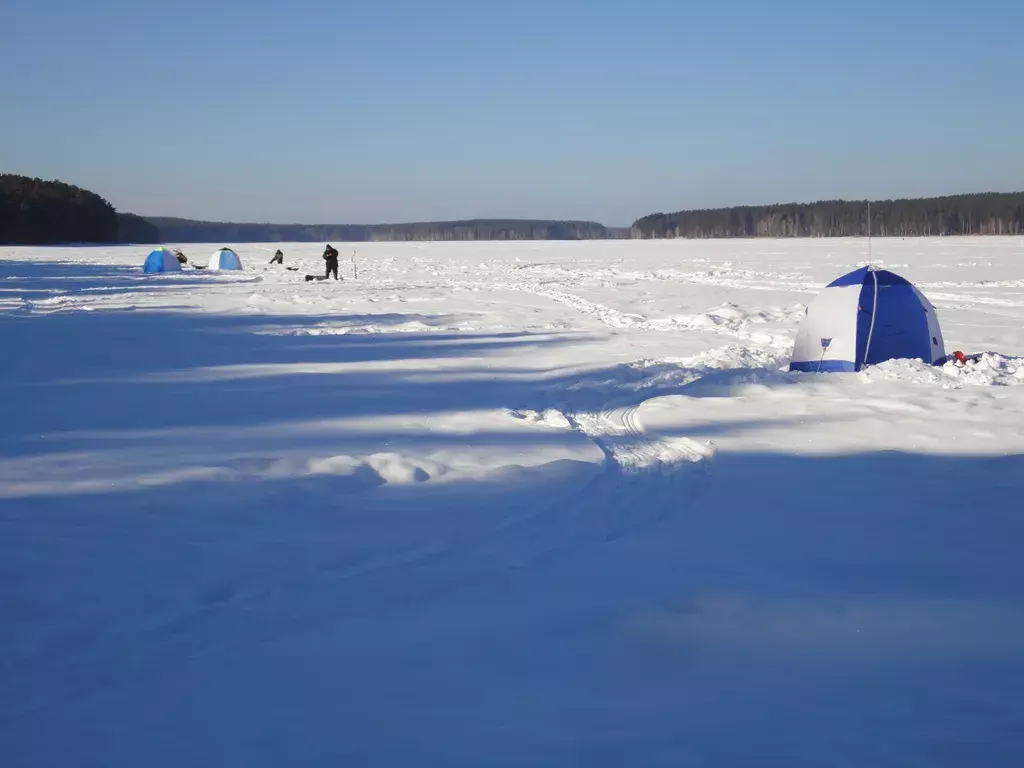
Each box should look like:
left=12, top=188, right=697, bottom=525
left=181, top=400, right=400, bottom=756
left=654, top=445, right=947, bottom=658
left=2, top=259, right=1024, bottom=765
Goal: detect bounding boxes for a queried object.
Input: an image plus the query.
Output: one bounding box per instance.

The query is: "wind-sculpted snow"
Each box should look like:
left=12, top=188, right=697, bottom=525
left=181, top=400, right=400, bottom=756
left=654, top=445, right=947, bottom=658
left=2, top=237, right=1024, bottom=766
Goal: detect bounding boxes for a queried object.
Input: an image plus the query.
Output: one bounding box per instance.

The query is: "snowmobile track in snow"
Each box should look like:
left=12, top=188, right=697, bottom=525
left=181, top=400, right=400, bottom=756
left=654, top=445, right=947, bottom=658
left=568, top=400, right=713, bottom=475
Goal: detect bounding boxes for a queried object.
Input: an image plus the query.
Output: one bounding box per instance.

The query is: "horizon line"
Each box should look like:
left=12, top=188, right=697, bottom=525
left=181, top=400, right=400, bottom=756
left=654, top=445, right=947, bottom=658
left=132, top=188, right=1024, bottom=230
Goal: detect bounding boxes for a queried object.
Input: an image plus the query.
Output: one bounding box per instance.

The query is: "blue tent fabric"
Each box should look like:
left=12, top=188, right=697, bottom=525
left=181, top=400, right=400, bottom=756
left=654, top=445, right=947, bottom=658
left=856, top=280, right=932, bottom=367
left=208, top=248, right=243, bottom=270
left=827, top=265, right=912, bottom=288
left=790, top=266, right=944, bottom=373
left=143, top=248, right=182, bottom=274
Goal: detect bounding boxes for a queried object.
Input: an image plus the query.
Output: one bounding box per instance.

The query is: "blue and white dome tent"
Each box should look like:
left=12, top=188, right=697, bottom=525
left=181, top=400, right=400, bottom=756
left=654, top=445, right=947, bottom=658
left=790, top=266, right=945, bottom=373
left=208, top=247, right=243, bottom=271
left=143, top=247, right=183, bottom=274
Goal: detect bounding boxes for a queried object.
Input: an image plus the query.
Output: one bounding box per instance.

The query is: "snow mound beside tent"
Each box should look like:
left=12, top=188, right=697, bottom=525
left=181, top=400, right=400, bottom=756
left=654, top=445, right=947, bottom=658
left=865, top=353, right=1024, bottom=388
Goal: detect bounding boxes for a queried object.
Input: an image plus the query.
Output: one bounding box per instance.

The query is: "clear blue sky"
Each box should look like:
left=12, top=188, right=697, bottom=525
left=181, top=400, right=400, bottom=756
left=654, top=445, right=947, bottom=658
left=3, top=0, right=1022, bottom=226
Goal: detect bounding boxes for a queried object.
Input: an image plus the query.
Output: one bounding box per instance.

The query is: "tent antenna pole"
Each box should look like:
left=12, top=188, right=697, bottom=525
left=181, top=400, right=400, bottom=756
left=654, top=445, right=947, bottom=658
left=867, top=199, right=872, bottom=267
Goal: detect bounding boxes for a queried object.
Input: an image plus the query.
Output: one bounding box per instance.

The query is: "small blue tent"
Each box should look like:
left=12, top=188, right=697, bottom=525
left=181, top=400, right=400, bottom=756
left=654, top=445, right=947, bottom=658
left=208, top=247, right=243, bottom=271
left=143, top=248, right=183, bottom=274
left=790, top=266, right=945, bottom=372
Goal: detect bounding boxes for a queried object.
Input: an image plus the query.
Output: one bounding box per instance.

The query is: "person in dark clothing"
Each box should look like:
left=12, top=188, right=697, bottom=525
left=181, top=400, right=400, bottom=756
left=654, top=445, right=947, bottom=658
left=322, top=244, right=340, bottom=280
left=173, top=248, right=187, bottom=264
left=269, top=249, right=284, bottom=265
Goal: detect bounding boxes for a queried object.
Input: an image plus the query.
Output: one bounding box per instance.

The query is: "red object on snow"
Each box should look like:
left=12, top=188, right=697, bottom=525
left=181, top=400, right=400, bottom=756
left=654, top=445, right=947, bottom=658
left=953, top=350, right=967, bottom=365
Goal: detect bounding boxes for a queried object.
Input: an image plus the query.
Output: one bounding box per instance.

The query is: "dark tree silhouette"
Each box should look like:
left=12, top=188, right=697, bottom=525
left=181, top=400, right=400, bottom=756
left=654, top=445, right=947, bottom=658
left=145, top=217, right=627, bottom=243
left=632, top=192, right=1024, bottom=239
left=0, top=174, right=119, bottom=244
left=116, top=213, right=159, bottom=244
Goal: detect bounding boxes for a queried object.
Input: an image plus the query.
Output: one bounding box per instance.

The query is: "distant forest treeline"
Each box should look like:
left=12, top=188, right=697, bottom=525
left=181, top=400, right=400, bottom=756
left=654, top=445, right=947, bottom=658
left=5, top=174, right=1024, bottom=245
left=147, top=217, right=626, bottom=243
left=632, top=192, right=1024, bottom=239
left=0, top=175, right=624, bottom=244
left=1, top=174, right=119, bottom=244
left=1, top=174, right=159, bottom=244
left=117, top=213, right=159, bottom=243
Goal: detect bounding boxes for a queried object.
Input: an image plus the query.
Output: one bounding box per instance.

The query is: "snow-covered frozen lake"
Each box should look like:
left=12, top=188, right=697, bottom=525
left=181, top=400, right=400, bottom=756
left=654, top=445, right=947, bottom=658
left=3, top=237, right=1024, bottom=765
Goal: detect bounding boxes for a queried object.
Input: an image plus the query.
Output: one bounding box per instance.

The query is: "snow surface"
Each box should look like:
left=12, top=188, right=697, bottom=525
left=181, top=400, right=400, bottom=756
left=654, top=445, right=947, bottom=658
left=2, top=237, right=1024, bottom=766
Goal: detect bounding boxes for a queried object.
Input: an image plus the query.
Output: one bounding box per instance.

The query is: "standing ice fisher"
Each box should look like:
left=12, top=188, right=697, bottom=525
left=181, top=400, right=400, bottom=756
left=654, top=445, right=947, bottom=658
left=322, top=244, right=340, bottom=280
